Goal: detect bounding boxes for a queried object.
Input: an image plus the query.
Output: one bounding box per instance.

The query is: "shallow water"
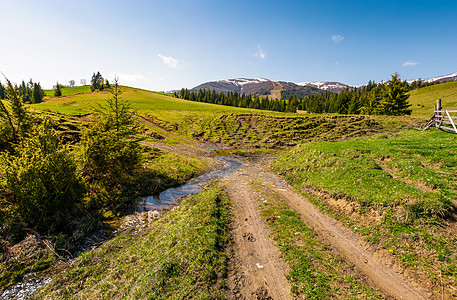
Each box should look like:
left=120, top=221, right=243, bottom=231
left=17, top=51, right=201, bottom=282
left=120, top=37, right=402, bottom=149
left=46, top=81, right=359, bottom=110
left=138, top=156, right=243, bottom=211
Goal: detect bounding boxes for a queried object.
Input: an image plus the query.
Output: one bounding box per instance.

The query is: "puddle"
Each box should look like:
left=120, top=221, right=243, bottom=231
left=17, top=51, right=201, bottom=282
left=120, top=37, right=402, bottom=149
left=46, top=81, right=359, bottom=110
left=138, top=156, right=243, bottom=211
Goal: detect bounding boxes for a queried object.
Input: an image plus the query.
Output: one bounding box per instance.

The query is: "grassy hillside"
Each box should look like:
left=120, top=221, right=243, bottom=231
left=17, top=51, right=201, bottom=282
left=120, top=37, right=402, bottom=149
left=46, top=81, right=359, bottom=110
left=33, top=86, right=419, bottom=149
left=408, top=81, right=457, bottom=117
left=44, top=86, right=92, bottom=97
left=37, top=86, right=270, bottom=118
left=273, top=128, right=457, bottom=297
left=33, top=185, right=230, bottom=299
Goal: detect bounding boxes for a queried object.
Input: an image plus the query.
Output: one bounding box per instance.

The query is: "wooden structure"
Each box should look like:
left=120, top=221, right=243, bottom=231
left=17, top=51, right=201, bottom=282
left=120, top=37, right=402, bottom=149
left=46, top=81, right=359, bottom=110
left=424, top=99, right=457, bottom=133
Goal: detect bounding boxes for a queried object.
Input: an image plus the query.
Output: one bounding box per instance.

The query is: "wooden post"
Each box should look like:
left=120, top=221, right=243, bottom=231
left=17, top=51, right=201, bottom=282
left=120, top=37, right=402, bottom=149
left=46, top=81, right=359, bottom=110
left=436, top=99, right=442, bottom=128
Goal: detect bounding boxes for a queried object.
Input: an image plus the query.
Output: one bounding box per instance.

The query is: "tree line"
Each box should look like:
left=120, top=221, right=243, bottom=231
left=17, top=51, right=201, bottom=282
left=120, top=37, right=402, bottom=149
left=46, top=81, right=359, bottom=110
left=299, top=73, right=412, bottom=115
left=175, top=88, right=298, bottom=113
left=0, top=79, right=44, bottom=104
left=176, top=73, right=453, bottom=116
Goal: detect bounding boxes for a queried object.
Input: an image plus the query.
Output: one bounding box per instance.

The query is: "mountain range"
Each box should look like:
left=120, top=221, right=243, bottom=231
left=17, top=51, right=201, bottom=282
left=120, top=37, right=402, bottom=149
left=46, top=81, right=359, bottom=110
left=184, top=72, right=457, bottom=99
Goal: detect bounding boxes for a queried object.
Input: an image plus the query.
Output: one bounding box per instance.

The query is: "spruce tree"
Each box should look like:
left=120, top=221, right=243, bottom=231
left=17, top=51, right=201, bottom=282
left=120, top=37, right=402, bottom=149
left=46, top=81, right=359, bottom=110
left=0, top=81, right=5, bottom=99
left=54, top=81, right=62, bottom=97
left=378, top=73, right=411, bottom=115
left=32, top=82, right=44, bottom=103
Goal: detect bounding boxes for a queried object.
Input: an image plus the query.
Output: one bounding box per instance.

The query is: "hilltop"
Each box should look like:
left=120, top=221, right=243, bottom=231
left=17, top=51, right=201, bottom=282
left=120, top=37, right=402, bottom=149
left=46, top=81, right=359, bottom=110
left=190, top=78, right=348, bottom=99
left=188, top=72, right=457, bottom=102
left=408, top=80, right=457, bottom=117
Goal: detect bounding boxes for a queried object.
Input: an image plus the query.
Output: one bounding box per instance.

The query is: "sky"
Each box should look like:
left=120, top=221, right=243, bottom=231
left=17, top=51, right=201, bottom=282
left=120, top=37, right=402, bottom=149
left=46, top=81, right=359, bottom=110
left=1, top=0, right=456, bottom=91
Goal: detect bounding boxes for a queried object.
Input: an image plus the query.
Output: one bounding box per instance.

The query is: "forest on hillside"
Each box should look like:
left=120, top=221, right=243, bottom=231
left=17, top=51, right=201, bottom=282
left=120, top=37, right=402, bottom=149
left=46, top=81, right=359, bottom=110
left=177, top=73, right=451, bottom=116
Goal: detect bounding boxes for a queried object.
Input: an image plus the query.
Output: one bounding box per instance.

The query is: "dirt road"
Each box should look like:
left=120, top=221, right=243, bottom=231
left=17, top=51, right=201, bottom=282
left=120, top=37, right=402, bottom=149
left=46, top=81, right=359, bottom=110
left=222, top=160, right=432, bottom=299
left=223, top=165, right=293, bottom=300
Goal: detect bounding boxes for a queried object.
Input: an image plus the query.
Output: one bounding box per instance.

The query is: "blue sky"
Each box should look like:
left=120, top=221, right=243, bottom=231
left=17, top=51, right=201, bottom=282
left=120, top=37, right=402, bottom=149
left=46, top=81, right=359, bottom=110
left=1, top=0, right=456, bottom=90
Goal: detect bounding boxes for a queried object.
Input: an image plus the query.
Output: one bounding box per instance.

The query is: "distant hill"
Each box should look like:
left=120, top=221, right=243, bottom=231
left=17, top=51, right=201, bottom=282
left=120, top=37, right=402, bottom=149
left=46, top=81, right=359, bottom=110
left=189, top=72, right=457, bottom=99
left=191, top=78, right=344, bottom=99
left=408, top=72, right=457, bottom=84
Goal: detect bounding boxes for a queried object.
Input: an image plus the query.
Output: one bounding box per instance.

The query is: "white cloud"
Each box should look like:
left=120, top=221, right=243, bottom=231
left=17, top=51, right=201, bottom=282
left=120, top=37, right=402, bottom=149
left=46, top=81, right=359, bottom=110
left=158, top=54, right=179, bottom=68
left=109, top=73, right=146, bottom=83
left=331, top=35, right=344, bottom=43
left=255, top=44, right=266, bottom=59
left=402, top=61, right=418, bottom=67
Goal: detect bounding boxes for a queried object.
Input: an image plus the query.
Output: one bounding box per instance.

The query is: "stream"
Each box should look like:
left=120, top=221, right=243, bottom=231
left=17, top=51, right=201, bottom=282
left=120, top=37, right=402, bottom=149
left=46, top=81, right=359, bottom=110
left=0, top=156, right=244, bottom=299
left=137, top=156, right=244, bottom=211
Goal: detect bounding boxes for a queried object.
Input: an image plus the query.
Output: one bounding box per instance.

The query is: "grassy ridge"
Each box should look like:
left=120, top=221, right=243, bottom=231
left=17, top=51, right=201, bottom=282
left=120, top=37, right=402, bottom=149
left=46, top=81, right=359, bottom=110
left=408, top=81, right=457, bottom=117
left=33, top=185, right=231, bottom=299
left=38, top=83, right=457, bottom=120
left=34, top=86, right=420, bottom=150
left=37, top=86, right=269, bottom=116
left=253, top=181, right=382, bottom=299
left=273, top=128, right=457, bottom=297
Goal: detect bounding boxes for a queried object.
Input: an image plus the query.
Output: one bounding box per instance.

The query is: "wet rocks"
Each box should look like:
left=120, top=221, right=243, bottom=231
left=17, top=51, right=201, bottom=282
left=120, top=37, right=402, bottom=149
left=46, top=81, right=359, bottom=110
left=0, top=273, right=51, bottom=300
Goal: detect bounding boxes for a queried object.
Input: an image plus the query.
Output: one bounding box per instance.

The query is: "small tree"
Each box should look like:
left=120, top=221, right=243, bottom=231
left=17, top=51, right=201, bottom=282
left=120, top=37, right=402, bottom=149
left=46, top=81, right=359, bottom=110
left=0, top=78, right=31, bottom=145
left=378, top=73, right=412, bottom=115
left=54, top=81, right=62, bottom=97
left=80, top=77, right=142, bottom=207
left=101, top=77, right=137, bottom=137
left=0, top=81, right=5, bottom=99
left=32, top=82, right=44, bottom=103
left=91, top=72, right=104, bottom=91
left=69, top=80, right=75, bottom=87
left=80, top=79, right=87, bottom=86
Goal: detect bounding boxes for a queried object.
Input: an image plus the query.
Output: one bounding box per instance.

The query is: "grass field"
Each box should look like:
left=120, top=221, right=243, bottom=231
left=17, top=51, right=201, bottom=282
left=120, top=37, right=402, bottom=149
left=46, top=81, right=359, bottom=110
left=253, top=181, right=382, bottom=299
left=272, top=128, right=457, bottom=297
left=38, top=86, right=270, bottom=117
left=33, top=185, right=230, bottom=299
left=44, top=86, right=92, bottom=97
left=408, top=81, right=457, bottom=117
left=33, top=86, right=421, bottom=149
left=38, top=82, right=457, bottom=120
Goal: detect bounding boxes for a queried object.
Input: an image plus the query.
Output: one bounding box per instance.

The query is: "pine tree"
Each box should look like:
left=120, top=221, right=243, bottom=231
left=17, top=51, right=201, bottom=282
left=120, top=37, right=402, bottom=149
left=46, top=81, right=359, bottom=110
left=0, top=81, right=5, bottom=99
left=54, top=81, right=62, bottom=97
left=80, top=77, right=142, bottom=207
left=32, top=82, right=44, bottom=103
left=378, top=73, right=412, bottom=115
left=0, top=78, right=31, bottom=144
left=91, top=72, right=104, bottom=90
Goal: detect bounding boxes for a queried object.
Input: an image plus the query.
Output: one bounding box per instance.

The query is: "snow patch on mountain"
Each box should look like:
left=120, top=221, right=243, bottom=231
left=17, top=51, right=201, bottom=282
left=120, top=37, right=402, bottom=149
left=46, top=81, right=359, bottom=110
left=297, top=81, right=350, bottom=90
left=406, top=72, right=457, bottom=84
left=220, top=78, right=270, bottom=86
left=422, top=72, right=457, bottom=83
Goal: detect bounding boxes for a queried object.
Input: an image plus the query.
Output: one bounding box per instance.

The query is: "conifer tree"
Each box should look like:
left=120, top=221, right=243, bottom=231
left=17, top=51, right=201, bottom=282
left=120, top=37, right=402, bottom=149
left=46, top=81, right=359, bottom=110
left=378, top=73, right=411, bottom=115
left=0, top=82, right=4, bottom=99
left=32, top=82, right=44, bottom=103
left=0, top=78, right=31, bottom=145
left=54, top=81, right=62, bottom=97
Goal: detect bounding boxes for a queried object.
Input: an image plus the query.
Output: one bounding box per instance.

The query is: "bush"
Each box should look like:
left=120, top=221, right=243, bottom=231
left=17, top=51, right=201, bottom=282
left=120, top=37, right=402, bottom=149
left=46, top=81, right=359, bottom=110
left=0, top=119, right=85, bottom=231
left=80, top=130, right=143, bottom=208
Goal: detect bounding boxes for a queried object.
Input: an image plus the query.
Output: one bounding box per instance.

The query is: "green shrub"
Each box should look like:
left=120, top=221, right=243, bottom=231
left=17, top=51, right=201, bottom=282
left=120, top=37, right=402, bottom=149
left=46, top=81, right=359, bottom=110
left=80, top=129, right=143, bottom=208
left=0, top=119, right=85, bottom=230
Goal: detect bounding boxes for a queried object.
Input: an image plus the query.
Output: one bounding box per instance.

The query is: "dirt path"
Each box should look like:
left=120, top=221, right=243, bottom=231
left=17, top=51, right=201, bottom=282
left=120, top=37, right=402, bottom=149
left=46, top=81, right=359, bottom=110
left=223, top=160, right=433, bottom=299
left=223, top=164, right=293, bottom=300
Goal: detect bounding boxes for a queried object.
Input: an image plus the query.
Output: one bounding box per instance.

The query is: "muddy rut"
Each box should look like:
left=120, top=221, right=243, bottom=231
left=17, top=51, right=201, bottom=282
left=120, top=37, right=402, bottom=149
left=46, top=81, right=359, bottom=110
left=222, top=160, right=432, bottom=300
left=223, top=164, right=293, bottom=300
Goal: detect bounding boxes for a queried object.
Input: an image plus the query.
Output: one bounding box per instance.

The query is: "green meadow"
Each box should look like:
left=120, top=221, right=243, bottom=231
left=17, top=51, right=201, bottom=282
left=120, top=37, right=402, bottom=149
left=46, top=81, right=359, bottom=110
left=408, top=81, right=457, bottom=117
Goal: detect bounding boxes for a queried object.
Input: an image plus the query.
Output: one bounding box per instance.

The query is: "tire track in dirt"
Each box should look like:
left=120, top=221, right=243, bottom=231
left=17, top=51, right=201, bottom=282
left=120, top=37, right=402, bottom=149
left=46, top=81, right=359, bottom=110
left=223, top=165, right=293, bottom=300
left=233, top=161, right=433, bottom=299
